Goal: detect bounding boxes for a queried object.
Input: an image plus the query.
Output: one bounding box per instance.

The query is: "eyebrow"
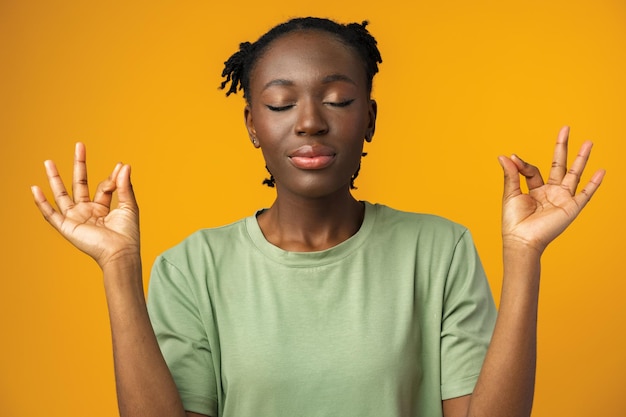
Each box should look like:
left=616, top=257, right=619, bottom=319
left=262, top=79, right=294, bottom=90
left=261, top=73, right=357, bottom=91
left=321, top=73, right=357, bottom=86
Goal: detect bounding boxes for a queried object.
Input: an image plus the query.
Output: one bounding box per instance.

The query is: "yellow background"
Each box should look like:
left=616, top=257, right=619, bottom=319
left=1, top=0, right=625, bottom=416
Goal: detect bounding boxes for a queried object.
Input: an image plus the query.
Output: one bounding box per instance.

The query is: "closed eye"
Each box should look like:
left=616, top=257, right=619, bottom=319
left=266, top=104, right=294, bottom=112
left=326, top=99, right=355, bottom=108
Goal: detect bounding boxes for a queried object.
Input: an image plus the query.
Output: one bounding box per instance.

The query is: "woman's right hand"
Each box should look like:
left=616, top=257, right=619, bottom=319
left=32, top=142, right=140, bottom=270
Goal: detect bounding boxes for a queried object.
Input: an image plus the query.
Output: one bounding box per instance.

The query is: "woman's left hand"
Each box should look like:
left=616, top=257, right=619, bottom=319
left=498, top=126, right=605, bottom=254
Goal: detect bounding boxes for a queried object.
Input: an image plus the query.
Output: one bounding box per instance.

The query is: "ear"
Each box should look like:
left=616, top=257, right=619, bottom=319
left=365, top=99, right=377, bottom=142
left=244, top=104, right=260, bottom=148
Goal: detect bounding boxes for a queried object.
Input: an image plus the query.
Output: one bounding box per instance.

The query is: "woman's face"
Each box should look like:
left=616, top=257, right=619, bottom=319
left=245, top=30, right=377, bottom=199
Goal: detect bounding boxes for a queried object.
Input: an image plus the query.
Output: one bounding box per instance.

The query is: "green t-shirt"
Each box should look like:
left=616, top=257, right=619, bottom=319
left=147, top=202, right=496, bottom=417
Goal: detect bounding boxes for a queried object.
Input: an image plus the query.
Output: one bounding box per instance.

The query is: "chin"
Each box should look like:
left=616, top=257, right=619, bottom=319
left=277, top=177, right=351, bottom=200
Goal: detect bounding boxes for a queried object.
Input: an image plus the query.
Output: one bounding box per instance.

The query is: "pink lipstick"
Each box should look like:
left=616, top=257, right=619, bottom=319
left=288, top=145, right=336, bottom=170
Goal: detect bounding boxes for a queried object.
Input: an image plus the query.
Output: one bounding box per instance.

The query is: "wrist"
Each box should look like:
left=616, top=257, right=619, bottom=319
left=502, top=235, right=545, bottom=257
left=101, top=253, right=143, bottom=293
left=502, top=240, right=542, bottom=292
left=98, top=246, right=141, bottom=271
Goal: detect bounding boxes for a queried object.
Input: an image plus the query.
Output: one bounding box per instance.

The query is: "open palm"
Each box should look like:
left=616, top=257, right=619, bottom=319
left=32, top=143, right=140, bottom=269
left=499, top=127, right=605, bottom=253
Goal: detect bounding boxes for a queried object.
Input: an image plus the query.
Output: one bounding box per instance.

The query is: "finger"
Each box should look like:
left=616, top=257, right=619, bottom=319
left=547, top=126, right=569, bottom=185
left=72, top=142, right=90, bottom=203
left=573, top=169, right=606, bottom=209
left=44, top=160, right=74, bottom=213
left=31, top=185, right=67, bottom=231
left=511, top=154, right=544, bottom=191
left=561, top=141, right=593, bottom=194
left=498, top=156, right=522, bottom=200
left=93, top=162, right=122, bottom=207
left=116, top=164, right=139, bottom=212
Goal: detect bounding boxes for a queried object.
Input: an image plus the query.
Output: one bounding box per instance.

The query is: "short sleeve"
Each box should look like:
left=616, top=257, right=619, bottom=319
left=147, top=256, right=218, bottom=416
left=440, top=229, right=497, bottom=400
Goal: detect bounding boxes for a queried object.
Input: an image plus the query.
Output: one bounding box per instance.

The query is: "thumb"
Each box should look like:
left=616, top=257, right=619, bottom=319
left=498, top=155, right=522, bottom=201
left=116, top=164, right=139, bottom=212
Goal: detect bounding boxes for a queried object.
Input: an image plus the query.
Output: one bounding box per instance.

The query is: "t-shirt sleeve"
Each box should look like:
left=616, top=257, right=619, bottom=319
left=440, top=229, right=497, bottom=400
left=147, top=255, right=218, bottom=416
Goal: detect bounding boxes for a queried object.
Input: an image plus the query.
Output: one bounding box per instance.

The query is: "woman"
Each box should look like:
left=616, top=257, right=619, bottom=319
left=31, top=17, right=604, bottom=417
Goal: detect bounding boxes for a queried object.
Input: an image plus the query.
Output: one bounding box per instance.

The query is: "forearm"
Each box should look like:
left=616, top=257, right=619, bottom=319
left=467, top=243, right=541, bottom=417
left=103, top=258, right=187, bottom=417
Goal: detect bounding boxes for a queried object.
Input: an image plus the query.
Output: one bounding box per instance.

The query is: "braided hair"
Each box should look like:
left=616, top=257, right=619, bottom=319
left=220, top=17, right=383, bottom=188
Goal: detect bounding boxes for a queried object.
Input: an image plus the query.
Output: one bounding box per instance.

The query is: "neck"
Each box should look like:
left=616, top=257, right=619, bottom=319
left=257, top=188, right=365, bottom=252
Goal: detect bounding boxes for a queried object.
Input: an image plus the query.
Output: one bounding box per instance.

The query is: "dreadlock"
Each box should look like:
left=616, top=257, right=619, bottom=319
left=220, top=17, right=383, bottom=188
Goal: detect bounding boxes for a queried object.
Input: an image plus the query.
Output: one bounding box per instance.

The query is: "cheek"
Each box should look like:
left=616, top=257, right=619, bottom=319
left=252, top=110, right=292, bottom=140
left=334, top=112, right=369, bottom=139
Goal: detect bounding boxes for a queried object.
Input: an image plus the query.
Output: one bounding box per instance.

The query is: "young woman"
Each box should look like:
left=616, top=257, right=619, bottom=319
left=31, top=17, right=604, bottom=417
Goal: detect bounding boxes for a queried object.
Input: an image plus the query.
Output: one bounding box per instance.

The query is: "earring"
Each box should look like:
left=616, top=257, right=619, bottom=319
left=251, top=137, right=258, bottom=146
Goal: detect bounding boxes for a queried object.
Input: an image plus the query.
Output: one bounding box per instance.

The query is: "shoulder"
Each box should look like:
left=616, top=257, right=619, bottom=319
left=148, top=215, right=257, bottom=296
left=150, top=216, right=256, bottom=284
left=158, top=217, right=249, bottom=261
left=370, top=203, right=469, bottom=241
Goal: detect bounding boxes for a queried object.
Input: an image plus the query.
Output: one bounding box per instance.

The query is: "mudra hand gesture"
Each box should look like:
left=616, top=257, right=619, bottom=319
left=31, top=142, right=140, bottom=270
left=498, top=126, right=605, bottom=254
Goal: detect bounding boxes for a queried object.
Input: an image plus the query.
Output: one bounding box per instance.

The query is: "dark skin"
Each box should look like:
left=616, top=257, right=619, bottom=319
left=32, top=27, right=604, bottom=417
left=244, top=28, right=475, bottom=415
left=244, top=30, right=377, bottom=252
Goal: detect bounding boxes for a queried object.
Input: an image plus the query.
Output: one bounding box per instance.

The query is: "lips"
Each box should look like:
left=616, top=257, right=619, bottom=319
left=288, top=145, right=336, bottom=170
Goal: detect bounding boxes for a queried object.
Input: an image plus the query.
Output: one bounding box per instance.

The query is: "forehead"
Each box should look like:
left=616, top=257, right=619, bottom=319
left=250, top=30, right=367, bottom=89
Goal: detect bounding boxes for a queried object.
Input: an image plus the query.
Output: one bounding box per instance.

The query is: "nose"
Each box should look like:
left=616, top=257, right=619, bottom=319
left=294, top=100, right=329, bottom=136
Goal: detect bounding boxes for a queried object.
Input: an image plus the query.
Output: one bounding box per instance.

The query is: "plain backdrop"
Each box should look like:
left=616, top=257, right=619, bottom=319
left=1, top=0, right=625, bottom=416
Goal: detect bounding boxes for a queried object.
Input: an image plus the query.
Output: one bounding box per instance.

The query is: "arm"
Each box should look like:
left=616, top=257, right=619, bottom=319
left=444, top=127, right=605, bottom=417
left=32, top=143, right=204, bottom=417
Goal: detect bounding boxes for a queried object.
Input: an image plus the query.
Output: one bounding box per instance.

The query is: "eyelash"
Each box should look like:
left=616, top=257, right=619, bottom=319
left=266, top=104, right=294, bottom=112
left=266, top=99, right=355, bottom=112
left=328, top=99, right=355, bottom=108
